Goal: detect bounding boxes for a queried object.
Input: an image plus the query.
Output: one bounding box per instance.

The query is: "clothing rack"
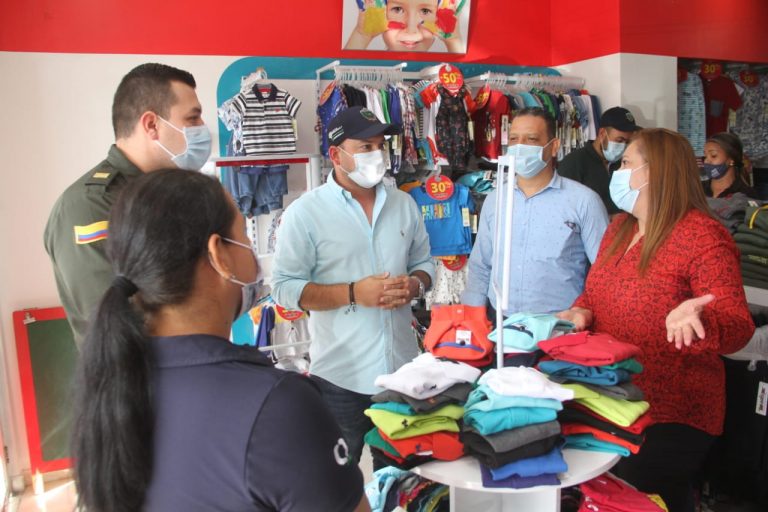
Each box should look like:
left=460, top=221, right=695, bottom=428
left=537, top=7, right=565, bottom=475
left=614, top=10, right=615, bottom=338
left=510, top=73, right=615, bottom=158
left=465, top=71, right=585, bottom=92
left=314, top=60, right=421, bottom=153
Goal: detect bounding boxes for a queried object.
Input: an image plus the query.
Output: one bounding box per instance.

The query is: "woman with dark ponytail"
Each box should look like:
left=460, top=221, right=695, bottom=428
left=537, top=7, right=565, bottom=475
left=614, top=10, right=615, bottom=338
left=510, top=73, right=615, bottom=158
left=72, top=170, right=369, bottom=512
left=702, top=132, right=757, bottom=199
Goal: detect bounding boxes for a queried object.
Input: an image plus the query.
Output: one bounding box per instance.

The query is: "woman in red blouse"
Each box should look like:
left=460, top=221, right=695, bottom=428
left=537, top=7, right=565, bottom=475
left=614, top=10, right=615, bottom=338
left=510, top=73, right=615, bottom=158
left=558, top=128, right=754, bottom=512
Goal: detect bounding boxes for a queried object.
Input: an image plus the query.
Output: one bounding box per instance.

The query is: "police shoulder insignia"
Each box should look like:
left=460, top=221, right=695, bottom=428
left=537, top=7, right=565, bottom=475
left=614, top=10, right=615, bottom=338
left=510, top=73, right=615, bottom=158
left=85, top=169, right=118, bottom=186
left=74, top=221, right=108, bottom=245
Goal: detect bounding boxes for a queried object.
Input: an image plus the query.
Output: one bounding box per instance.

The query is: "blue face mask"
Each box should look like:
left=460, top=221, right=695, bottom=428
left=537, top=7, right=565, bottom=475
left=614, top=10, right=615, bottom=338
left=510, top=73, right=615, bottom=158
left=155, top=116, right=212, bottom=171
left=609, top=164, right=648, bottom=214
left=602, top=140, right=627, bottom=163
left=703, top=162, right=729, bottom=180
left=506, top=139, right=555, bottom=179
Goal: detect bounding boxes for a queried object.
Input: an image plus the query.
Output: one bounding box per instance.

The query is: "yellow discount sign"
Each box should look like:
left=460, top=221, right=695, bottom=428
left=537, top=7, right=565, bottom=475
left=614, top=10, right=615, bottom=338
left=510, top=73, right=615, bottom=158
left=439, top=64, right=464, bottom=96
left=740, top=70, right=759, bottom=88
left=700, top=61, right=722, bottom=80
left=426, top=174, right=455, bottom=201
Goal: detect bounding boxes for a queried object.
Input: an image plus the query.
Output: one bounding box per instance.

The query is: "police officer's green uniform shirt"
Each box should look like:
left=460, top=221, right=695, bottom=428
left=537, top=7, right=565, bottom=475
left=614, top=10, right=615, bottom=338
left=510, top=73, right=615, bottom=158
left=44, top=145, right=142, bottom=344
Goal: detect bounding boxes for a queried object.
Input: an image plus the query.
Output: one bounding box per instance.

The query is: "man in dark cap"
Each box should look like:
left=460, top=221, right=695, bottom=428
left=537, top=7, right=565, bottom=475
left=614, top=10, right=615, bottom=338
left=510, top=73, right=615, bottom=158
left=272, top=106, right=434, bottom=465
left=559, top=106, right=641, bottom=215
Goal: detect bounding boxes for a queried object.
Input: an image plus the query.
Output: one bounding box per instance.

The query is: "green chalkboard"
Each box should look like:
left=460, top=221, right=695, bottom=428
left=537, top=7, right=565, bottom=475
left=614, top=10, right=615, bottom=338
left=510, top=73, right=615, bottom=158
left=14, top=308, right=77, bottom=473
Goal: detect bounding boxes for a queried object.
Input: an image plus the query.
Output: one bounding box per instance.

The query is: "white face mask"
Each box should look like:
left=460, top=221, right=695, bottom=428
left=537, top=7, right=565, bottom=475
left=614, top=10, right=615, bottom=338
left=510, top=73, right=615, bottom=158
left=217, top=238, right=269, bottom=319
left=506, top=139, right=555, bottom=179
left=602, top=140, right=627, bottom=163
left=337, top=148, right=387, bottom=188
left=155, top=116, right=212, bottom=171
left=609, top=163, right=648, bottom=214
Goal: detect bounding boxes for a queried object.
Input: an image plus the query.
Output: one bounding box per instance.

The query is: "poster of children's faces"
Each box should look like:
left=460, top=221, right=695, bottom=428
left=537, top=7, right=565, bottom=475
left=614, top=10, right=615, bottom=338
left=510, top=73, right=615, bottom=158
left=342, top=0, right=470, bottom=53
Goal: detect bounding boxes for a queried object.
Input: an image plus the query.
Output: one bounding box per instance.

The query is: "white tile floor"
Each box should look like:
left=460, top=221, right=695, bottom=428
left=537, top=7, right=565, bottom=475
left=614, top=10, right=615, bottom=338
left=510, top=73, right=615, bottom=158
left=10, top=449, right=375, bottom=512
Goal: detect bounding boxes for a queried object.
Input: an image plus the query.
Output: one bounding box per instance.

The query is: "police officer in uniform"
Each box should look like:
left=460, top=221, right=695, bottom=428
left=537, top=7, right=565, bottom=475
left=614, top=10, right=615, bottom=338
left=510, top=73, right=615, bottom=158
left=44, top=63, right=212, bottom=344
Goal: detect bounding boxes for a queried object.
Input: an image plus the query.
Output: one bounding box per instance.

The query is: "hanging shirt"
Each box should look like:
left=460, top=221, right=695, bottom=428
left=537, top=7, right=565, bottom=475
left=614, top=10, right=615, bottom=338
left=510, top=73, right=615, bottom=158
left=232, top=83, right=301, bottom=155
left=461, top=172, right=608, bottom=315
left=317, top=84, right=347, bottom=157
left=435, top=85, right=472, bottom=170
left=409, top=183, right=475, bottom=257
left=701, top=74, right=742, bottom=137
left=271, top=172, right=435, bottom=395
left=728, top=71, right=768, bottom=160
left=677, top=71, right=707, bottom=156
left=472, top=89, right=511, bottom=160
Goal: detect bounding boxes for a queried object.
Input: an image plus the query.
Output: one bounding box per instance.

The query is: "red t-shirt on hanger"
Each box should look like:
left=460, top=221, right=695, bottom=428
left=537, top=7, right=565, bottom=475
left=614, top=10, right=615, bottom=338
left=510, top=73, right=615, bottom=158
left=701, top=74, right=742, bottom=137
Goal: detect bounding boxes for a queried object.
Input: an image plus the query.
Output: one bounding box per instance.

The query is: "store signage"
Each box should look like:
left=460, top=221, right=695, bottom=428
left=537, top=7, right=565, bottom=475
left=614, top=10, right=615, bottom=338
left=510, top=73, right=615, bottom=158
left=276, top=305, right=304, bottom=321
left=426, top=174, right=455, bottom=201
left=439, top=64, right=464, bottom=95
left=700, top=61, right=722, bottom=80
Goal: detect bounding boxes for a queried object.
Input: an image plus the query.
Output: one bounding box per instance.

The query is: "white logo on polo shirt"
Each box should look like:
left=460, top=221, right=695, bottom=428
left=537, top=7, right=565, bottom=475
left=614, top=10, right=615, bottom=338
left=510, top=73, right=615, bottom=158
left=333, top=437, right=349, bottom=466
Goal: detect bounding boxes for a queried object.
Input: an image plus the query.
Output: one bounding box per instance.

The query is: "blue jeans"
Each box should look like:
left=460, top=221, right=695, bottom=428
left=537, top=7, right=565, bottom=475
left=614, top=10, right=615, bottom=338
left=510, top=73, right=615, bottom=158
left=310, top=375, right=374, bottom=465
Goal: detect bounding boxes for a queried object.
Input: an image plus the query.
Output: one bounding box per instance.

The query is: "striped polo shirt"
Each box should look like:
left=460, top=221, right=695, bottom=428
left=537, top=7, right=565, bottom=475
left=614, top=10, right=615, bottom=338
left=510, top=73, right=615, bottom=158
left=232, top=83, right=301, bottom=155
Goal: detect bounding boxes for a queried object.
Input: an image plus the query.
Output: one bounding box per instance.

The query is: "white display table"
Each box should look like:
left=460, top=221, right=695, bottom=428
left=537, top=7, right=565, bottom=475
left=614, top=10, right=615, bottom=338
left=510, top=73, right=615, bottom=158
left=412, top=449, right=619, bottom=512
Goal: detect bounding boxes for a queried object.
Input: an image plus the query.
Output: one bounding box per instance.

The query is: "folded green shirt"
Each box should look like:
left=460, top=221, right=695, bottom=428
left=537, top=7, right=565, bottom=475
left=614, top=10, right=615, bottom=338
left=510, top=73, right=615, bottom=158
left=574, top=395, right=649, bottom=427
left=364, top=404, right=464, bottom=440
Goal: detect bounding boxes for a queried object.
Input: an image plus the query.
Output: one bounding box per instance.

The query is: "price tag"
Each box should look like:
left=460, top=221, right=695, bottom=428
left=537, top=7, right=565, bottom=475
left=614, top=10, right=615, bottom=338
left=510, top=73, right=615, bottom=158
left=456, top=329, right=472, bottom=346
left=740, top=70, right=759, bottom=88
left=462, top=207, right=470, bottom=227
left=443, top=255, right=467, bottom=271
left=426, top=174, right=455, bottom=201
left=475, top=84, right=491, bottom=109
left=439, top=64, right=464, bottom=96
left=500, top=115, right=509, bottom=144
left=471, top=214, right=478, bottom=234
left=700, top=61, right=722, bottom=80
left=757, top=382, right=768, bottom=416
left=276, top=305, right=304, bottom=321
left=468, top=120, right=474, bottom=141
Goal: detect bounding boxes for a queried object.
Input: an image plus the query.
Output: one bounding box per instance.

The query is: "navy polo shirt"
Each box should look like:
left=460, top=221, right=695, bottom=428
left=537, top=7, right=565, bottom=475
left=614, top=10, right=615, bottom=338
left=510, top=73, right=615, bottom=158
left=143, top=334, right=363, bottom=511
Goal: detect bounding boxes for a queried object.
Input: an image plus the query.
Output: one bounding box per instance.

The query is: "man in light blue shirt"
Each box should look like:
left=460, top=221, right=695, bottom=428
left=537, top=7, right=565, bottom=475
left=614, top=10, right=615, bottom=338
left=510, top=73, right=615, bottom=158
left=462, top=108, right=608, bottom=316
left=272, top=107, right=434, bottom=464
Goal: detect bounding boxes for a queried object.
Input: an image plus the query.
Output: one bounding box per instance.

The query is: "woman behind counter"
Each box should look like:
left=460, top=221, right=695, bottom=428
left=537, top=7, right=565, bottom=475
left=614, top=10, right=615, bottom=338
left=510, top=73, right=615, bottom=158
left=558, top=128, right=754, bottom=512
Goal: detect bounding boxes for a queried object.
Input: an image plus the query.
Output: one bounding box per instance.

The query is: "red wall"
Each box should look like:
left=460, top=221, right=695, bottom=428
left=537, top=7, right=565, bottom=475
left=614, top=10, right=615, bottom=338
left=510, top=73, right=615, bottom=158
left=0, top=0, right=552, bottom=66
left=620, top=0, right=768, bottom=63
left=0, top=0, right=765, bottom=65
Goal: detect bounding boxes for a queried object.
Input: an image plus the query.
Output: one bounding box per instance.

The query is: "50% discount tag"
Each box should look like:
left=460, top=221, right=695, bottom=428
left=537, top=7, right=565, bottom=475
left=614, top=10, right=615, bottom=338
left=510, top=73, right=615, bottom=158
left=439, top=64, right=464, bottom=96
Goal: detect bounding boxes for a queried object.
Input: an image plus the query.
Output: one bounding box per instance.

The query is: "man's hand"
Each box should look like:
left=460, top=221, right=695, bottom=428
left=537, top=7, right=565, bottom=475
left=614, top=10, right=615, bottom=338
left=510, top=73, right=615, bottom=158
left=666, top=294, right=715, bottom=350
left=354, top=273, right=408, bottom=309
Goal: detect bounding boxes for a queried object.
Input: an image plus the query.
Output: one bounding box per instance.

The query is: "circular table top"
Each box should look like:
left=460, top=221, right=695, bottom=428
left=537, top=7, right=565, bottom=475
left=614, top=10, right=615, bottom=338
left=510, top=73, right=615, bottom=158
left=411, top=449, right=620, bottom=494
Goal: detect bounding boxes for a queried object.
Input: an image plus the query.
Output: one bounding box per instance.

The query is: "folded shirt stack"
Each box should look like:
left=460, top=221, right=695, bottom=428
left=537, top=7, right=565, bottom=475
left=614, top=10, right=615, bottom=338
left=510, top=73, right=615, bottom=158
left=366, top=354, right=481, bottom=469
left=461, top=367, right=574, bottom=488
left=578, top=472, right=668, bottom=511
left=488, top=313, right=575, bottom=368
left=364, top=466, right=450, bottom=512
left=537, top=332, right=651, bottom=457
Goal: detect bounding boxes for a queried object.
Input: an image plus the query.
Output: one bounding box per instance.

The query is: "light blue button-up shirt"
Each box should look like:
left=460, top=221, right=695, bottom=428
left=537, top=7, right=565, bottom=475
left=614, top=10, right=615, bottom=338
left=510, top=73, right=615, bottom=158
left=461, top=172, right=608, bottom=315
left=271, top=173, right=435, bottom=395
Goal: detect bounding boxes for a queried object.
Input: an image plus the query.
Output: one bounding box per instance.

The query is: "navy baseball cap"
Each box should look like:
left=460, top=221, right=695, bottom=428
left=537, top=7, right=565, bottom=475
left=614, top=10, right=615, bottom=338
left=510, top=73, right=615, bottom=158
left=600, top=107, right=641, bottom=132
left=327, top=106, right=401, bottom=146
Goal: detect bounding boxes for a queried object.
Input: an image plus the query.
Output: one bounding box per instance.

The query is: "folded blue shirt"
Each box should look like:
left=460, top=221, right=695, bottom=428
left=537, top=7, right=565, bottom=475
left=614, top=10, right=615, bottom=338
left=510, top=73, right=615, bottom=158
left=465, top=384, right=563, bottom=412
left=370, top=402, right=416, bottom=416
left=538, top=360, right=631, bottom=385
left=480, top=465, right=560, bottom=489
left=464, top=406, right=558, bottom=436
left=489, top=442, right=567, bottom=480
left=489, top=313, right=575, bottom=352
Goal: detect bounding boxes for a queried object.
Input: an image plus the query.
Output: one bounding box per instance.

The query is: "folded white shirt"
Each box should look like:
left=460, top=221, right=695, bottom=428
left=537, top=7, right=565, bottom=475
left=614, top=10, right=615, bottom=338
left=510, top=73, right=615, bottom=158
left=479, top=366, right=574, bottom=402
left=374, top=353, right=481, bottom=399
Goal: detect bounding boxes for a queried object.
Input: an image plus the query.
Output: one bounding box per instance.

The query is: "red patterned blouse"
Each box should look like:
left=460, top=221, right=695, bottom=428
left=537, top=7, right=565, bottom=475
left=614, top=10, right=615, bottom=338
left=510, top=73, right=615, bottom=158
left=573, top=209, right=754, bottom=435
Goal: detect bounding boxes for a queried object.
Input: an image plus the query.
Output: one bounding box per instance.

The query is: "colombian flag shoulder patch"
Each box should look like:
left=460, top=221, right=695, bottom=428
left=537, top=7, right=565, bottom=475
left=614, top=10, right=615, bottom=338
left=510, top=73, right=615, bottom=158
left=74, top=221, right=109, bottom=245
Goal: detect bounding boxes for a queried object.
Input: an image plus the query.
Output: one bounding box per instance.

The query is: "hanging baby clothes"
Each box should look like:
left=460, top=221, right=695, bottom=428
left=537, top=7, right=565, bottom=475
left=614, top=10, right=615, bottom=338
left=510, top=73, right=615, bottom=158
left=424, top=257, right=469, bottom=310
left=317, top=83, right=348, bottom=157
left=435, top=85, right=472, bottom=171
left=472, top=88, right=511, bottom=161
left=678, top=69, right=707, bottom=156
left=231, top=83, right=301, bottom=155
left=409, top=182, right=475, bottom=257
left=728, top=70, right=768, bottom=160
